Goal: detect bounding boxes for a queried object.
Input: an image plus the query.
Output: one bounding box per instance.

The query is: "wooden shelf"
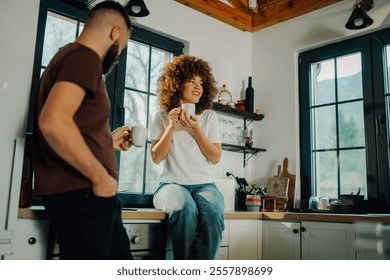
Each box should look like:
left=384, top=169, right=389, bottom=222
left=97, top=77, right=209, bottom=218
left=212, top=102, right=264, bottom=121
left=221, top=143, right=266, bottom=154
left=213, top=102, right=266, bottom=167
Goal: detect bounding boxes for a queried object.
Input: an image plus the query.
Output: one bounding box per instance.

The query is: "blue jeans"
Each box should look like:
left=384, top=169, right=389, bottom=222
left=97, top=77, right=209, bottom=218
left=153, top=182, right=225, bottom=260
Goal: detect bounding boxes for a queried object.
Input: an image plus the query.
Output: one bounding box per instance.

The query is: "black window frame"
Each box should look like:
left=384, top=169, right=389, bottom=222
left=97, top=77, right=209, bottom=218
left=299, top=27, right=390, bottom=213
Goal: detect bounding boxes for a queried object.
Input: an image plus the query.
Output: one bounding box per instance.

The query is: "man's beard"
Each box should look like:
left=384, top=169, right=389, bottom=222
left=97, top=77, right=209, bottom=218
left=102, top=40, right=119, bottom=75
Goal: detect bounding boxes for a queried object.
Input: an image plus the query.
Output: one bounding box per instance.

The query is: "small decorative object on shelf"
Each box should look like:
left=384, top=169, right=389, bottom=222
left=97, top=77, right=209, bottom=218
left=217, top=84, right=235, bottom=108
left=243, top=128, right=253, bottom=148
left=245, top=76, right=254, bottom=113
left=236, top=99, right=245, bottom=111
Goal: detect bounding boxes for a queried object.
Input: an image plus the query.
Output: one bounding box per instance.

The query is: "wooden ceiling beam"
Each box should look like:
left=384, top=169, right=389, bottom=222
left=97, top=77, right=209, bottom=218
left=175, top=0, right=344, bottom=32
left=251, top=0, right=344, bottom=32
left=175, top=0, right=253, bottom=31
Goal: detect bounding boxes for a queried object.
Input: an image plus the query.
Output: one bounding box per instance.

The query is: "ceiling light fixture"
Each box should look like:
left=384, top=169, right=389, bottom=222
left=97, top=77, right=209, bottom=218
left=345, top=0, right=374, bottom=30
left=248, top=0, right=257, bottom=9
left=125, top=0, right=149, bottom=17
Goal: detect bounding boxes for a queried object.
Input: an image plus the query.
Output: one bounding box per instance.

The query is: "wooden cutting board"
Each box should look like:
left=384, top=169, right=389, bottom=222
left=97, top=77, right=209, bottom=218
left=266, top=165, right=289, bottom=197
left=280, top=157, right=296, bottom=210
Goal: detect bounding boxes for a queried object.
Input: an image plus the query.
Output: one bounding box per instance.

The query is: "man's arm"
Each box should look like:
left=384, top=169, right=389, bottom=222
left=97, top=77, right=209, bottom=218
left=38, top=81, right=117, bottom=197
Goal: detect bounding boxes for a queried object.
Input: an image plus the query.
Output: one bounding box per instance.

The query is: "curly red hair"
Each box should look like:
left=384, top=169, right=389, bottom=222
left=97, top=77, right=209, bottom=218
left=156, top=54, right=218, bottom=114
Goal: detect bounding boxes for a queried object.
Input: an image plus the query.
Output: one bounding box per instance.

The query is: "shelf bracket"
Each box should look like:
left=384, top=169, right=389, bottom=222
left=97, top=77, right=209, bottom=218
left=244, top=118, right=255, bottom=129
left=243, top=150, right=258, bottom=167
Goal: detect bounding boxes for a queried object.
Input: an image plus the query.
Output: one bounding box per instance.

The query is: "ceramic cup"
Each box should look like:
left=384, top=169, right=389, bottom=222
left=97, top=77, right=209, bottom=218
left=318, top=197, right=330, bottom=210
left=131, top=126, right=147, bottom=147
left=181, top=103, right=196, bottom=117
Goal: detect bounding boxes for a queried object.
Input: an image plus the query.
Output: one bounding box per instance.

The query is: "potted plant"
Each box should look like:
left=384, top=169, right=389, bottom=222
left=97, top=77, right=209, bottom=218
left=243, top=181, right=266, bottom=212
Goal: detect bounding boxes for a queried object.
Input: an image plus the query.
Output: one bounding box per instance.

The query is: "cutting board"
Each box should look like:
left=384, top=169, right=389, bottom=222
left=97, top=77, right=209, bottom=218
left=280, top=157, right=296, bottom=210
left=266, top=165, right=289, bottom=197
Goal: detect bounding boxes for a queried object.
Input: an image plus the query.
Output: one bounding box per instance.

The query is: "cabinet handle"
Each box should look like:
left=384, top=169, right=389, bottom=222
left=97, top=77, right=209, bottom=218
left=300, top=227, right=306, bottom=232
left=28, top=237, right=36, bottom=245
left=293, top=229, right=299, bottom=234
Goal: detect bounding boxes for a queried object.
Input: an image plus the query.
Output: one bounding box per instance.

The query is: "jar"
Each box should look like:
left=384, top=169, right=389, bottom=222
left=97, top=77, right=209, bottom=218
left=236, top=99, right=245, bottom=111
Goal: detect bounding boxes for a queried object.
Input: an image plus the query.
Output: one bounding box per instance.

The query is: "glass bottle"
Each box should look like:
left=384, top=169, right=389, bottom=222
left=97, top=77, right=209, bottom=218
left=245, top=76, right=254, bottom=113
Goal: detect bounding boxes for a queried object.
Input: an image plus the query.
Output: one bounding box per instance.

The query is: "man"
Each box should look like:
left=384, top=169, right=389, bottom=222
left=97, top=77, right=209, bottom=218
left=32, top=1, right=133, bottom=260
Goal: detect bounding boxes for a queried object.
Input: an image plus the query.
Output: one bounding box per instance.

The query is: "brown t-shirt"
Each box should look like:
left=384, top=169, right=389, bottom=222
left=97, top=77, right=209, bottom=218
left=33, top=42, right=118, bottom=196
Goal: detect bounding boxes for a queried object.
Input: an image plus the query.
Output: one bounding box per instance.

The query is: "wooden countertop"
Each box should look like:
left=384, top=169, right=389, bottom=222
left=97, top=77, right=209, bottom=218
left=18, top=207, right=390, bottom=223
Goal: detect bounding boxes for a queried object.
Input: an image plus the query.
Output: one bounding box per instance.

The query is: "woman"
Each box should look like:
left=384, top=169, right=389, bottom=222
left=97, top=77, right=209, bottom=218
left=150, top=54, right=225, bottom=260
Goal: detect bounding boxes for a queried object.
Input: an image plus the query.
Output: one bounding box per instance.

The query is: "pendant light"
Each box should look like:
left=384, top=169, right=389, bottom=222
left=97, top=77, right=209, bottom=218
left=125, top=0, right=149, bottom=17
left=345, top=0, right=374, bottom=30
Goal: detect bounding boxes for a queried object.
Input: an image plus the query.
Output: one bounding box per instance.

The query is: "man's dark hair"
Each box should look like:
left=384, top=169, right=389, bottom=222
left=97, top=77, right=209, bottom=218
left=89, top=0, right=132, bottom=30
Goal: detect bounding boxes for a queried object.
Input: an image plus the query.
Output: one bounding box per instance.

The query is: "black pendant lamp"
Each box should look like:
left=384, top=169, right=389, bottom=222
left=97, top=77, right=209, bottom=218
left=345, top=0, right=374, bottom=30
left=125, top=0, right=149, bottom=17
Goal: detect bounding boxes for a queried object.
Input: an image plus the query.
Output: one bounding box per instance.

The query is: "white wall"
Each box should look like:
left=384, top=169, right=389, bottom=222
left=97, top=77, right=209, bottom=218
left=250, top=0, right=390, bottom=200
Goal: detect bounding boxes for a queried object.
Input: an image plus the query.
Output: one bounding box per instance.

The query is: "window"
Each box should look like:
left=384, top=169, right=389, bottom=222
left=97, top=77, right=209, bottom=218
left=299, top=28, right=390, bottom=212
left=29, top=0, right=184, bottom=207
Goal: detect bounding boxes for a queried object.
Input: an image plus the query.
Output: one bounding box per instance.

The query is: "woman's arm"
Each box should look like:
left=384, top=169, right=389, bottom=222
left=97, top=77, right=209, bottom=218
left=151, top=107, right=181, bottom=164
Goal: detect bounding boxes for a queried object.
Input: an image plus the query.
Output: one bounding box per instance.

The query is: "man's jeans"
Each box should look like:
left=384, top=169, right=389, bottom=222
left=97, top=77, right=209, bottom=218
left=153, top=182, right=225, bottom=260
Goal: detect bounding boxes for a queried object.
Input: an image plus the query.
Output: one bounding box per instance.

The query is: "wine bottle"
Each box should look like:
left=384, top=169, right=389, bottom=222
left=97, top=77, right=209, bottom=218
left=245, top=76, right=254, bottom=113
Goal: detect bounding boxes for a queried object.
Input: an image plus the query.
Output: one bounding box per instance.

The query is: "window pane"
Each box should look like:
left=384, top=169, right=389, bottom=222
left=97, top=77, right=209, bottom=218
left=148, top=95, right=159, bottom=133
left=144, top=143, right=163, bottom=194
left=311, top=59, right=335, bottom=106
left=339, top=149, right=367, bottom=198
left=125, top=41, right=150, bottom=91
left=312, top=106, right=336, bottom=149
left=124, top=90, right=148, bottom=127
left=338, top=101, right=365, bottom=148
left=42, top=12, right=77, bottom=66
left=337, top=53, right=362, bottom=102
left=118, top=147, right=145, bottom=193
left=150, top=48, right=173, bottom=93
left=314, top=151, right=338, bottom=198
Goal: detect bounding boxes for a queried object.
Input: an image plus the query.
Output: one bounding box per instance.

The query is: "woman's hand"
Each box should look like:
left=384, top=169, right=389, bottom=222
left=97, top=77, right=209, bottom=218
left=168, top=107, right=181, bottom=129
left=112, top=126, right=132, bottom=151
left=180, top=110, right=199, bottom=129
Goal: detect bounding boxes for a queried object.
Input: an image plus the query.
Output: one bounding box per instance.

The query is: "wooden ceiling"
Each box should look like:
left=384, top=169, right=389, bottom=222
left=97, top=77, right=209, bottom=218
left=174, top=0, right=344, bottom=32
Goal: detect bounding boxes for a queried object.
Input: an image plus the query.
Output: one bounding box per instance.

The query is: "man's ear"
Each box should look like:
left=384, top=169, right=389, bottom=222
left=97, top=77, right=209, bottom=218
left=110, top=26, right=120, bottom=41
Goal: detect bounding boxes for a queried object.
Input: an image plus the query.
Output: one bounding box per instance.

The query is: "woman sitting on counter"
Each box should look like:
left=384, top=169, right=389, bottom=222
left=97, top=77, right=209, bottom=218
left=150, top=54, right=225, bottom=260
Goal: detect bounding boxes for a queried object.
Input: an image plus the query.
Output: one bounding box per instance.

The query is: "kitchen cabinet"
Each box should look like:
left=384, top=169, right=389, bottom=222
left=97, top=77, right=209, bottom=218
left=301, top=221, right=356, bottom=260
left=262, top=220, right=300, bottom=260
left=228, top=219, right=262, bottom=259
left=3, top=219, right=49, bottom=260
left=262, top=220, right=356, bottom=260
left=212, top=103, right=266, bottom=167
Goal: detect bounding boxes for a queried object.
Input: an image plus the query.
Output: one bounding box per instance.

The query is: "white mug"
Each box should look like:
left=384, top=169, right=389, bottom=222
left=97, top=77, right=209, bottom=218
left=131, top=126, right=147, bottom=147
left=318, top=197, right=330, bottom=210
left=181, top=103, right=195, bottom=117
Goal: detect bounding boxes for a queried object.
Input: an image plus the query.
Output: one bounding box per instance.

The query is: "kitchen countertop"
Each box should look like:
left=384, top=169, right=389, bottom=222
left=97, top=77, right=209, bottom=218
left=18, top=207, right=390, bottom=223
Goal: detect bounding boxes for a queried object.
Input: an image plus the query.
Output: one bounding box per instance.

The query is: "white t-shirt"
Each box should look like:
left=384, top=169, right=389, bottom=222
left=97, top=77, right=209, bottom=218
left=150, top=109, right=221, bottom=185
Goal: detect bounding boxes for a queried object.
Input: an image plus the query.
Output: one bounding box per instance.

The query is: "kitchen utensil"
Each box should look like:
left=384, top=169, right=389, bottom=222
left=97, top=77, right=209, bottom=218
left=266, top=164, right=289, bottom=197
left=280, top=157, right=296, bottom=209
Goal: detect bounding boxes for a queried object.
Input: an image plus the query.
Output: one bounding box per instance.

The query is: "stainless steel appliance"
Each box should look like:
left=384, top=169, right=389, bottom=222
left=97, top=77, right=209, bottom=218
left=123, top=222, right=167, bottom=260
